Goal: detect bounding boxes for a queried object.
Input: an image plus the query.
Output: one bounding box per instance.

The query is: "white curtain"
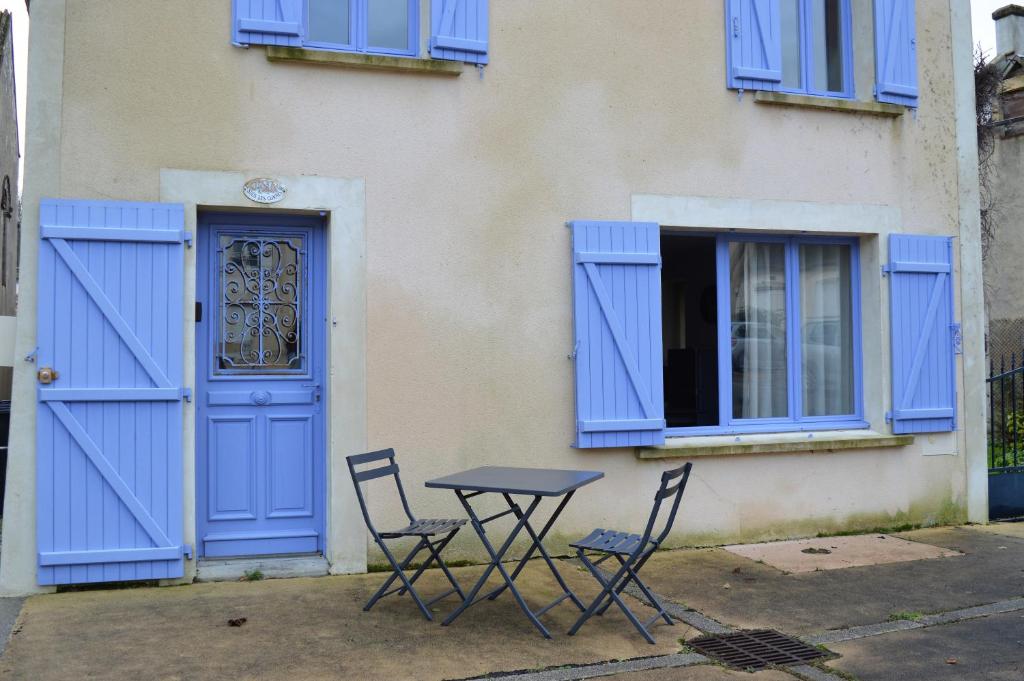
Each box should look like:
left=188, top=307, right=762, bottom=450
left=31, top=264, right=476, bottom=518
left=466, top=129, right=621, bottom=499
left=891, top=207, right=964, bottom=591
left=730, top=243, right=788, bottom=419
left=800, top=244, right=854, bottom=416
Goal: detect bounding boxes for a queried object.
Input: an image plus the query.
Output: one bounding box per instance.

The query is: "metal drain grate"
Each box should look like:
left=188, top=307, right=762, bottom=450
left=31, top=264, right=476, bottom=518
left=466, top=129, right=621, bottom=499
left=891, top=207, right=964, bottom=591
left=688, top=629, right=830, bottom=670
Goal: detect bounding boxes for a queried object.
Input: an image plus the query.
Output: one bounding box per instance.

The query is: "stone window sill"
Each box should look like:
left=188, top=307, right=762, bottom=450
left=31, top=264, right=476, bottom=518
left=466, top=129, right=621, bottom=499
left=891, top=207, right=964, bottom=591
left=636, top=430, right=913, bottom=459
left=265, top=46, right=463, bottom=76
left=754, top=91, right=905, bottom=117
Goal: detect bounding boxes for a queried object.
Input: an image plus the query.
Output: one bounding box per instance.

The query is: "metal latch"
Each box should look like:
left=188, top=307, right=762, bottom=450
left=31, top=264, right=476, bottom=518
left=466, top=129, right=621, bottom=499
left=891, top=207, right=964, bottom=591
left=37, top=367, right=59, bottom=385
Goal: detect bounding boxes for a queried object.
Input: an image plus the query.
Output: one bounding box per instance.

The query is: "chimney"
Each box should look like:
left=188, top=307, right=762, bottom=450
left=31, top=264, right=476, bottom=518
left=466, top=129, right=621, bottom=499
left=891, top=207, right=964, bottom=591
left=995, top=5, right=1024, bottom=57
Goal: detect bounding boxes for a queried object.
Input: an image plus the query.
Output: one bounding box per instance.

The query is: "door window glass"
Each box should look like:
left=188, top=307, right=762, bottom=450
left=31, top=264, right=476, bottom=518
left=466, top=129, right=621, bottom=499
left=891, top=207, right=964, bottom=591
left=218, top=235, right=304, bottom=373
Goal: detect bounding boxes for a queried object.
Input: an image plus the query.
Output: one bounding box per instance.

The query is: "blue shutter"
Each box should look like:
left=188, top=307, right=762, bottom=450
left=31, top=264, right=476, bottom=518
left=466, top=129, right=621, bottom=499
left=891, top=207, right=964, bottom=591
left=430, top=0, right=489, bottom=64
left=873, top=0, right=918, bottom=106
left=726, top=0, right=782, bottom=91
left=571, top=221, right=665, bottom=448
left=37, top=199, right=188, bottom=585
left=887, top=234, right=956, bottom=435
left=233, top=0, right=303, bottom=47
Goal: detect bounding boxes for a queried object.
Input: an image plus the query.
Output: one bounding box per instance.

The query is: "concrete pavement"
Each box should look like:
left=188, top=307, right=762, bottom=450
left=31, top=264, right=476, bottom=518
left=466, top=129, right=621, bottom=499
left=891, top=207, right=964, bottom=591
left=0, top=524, right=1021, bottom=680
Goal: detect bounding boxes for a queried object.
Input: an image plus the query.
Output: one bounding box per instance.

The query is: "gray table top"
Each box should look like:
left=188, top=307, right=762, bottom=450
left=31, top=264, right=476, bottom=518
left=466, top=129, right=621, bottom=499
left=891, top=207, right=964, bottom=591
left=425, top=466, right=604, bottom=496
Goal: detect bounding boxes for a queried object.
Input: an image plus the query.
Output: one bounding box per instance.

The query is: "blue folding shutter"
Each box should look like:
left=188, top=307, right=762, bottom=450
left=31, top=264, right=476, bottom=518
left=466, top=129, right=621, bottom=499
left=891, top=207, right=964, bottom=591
left=888, top=234, right=956, bottom=434
left=233, top=0, right=303, bottom=47
left=430, top=0, right=489, bottom=64
left=726, top=0, right=782, bottom=91
left=873, top=0, right=918, bottom=106
left=571, top=221, right=665, bottom=448
left=37, top=199, right=187, bottom=585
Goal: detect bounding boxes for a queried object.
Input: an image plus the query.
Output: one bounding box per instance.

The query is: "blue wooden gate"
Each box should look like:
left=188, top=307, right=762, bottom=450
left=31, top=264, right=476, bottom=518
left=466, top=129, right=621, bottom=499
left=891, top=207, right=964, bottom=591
left=36, top=199, right=188, bottom=585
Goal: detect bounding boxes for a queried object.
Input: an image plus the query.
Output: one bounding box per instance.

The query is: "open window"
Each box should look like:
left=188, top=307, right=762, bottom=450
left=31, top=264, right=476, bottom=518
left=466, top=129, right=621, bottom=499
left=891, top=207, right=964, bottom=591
left=660, top=233, right=864, bottom=436
left=570, top=223, right=948, bottom=449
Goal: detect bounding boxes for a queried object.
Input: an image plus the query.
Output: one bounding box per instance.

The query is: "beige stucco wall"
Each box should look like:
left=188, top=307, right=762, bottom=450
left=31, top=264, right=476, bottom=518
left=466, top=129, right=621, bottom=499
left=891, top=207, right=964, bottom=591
left=0, top=0, right=985, bottom=590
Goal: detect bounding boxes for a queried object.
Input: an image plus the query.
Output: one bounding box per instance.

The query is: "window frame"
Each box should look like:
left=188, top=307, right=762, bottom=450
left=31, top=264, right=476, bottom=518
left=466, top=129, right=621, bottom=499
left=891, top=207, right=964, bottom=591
left=779, top=0, right=856, bottom=100
left=304, top=0, right=420, bottom=58
left=665, top=233, right=865, bottom=438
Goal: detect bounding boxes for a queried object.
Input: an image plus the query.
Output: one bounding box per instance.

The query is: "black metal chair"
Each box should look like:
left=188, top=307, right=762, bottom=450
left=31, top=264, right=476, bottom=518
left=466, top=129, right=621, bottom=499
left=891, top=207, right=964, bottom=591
left=346, top=449, right=467, bottom=621
left=568, top=462, right=693, bottom=644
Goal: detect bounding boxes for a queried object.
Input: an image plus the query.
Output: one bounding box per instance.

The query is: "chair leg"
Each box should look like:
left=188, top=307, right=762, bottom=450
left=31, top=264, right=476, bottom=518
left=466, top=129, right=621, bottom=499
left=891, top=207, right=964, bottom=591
left=398, top=530, right=465, bottom=600
left=426, top=530, right=466, bottom=600
left=570, top=551, right=656, bottom=644
left=595, top=554, right=672, bottom=626
left=364, top=538, right=434, bottom=621
left=396, top=536, right=443, bottom=596
left=619, top=560, right=673, bottom=626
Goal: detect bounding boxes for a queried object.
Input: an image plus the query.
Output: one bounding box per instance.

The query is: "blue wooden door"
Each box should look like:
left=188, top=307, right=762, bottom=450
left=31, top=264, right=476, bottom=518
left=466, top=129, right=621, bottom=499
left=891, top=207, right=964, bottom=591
left=196, top=213, right=326, bottom=558
left=36, top=199, right=188, bottom=585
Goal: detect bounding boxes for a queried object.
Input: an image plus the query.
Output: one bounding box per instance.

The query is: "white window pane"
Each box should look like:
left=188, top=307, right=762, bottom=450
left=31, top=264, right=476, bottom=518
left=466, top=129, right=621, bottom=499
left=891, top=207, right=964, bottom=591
left=368, top=0, right=409, bottom=50
left=800, top=244, right=854, bottom=416
left=730, top=242, right=788, bottom=419
left=308, top=0, right=350, bottom=45
left=811, top=0, right=845, bottom=92
left=781, top=0, right=802, bottom=90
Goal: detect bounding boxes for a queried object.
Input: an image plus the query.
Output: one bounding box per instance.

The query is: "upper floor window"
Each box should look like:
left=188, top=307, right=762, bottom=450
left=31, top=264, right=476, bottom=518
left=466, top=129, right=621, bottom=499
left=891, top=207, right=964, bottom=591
left=726, top=0, right=918, bottom=108
left=780, top=0, right=853, bottom=97
left=305, top=0, right=418, bottom=57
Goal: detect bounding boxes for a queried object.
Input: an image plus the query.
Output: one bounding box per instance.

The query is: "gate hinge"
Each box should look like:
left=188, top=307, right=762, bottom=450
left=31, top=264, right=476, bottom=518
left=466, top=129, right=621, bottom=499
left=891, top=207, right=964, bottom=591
left=951, top=322, right=962, bottom=355
left=183, top=231, right=194, bottom=248
left=182, top=388, right=192, bottom=403
left=881, top=264, right=891, bottom=275
left=182, top=544, right=193, bottom=560
left=885, top=411, right=893, bottom=424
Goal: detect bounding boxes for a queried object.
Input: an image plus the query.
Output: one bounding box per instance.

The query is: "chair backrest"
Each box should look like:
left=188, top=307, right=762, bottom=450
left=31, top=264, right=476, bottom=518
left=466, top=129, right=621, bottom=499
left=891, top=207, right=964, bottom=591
left=638, top=462, right=693, bottom=549
left=346, top=449, right=416, bottom=537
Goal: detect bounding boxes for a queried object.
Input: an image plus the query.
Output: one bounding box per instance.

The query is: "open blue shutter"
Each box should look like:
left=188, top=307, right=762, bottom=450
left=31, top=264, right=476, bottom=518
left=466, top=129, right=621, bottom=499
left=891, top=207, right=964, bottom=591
left=873, top=0, right=918, bottom=106
left=726, top=0, right=782, bottom=91
left=37, top=199, right=187, bottom=585
left=430, top=0, right=489, bottom=64
left=571, top=221, right=665, bottom=448
left=888, top=234, right=956, bottom=434
left=233, top=0, right=303, bottom=47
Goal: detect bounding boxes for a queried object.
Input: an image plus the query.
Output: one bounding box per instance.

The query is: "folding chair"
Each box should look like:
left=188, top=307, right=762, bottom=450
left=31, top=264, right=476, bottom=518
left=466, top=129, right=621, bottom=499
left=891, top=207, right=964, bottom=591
left=347, top=449, right=467, bottom=621
left=568, top=462, right=693, bottom=644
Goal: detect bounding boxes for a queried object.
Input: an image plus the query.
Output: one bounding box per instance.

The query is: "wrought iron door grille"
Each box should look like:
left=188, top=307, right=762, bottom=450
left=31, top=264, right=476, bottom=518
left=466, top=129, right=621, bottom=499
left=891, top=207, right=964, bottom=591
left=216, top=234, right=305, bottom=373
left=688, top=629, right=830, bottom=670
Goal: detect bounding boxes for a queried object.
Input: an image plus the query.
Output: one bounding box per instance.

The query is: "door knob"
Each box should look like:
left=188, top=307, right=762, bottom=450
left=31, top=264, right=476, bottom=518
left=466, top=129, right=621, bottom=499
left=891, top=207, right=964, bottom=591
left=37, top=367, right=59, bottom=385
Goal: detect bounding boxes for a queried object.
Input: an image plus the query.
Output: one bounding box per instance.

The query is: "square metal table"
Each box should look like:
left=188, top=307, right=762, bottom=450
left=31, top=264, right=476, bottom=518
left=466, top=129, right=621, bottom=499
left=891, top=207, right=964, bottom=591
left=425, top=465, right=604, bottom=638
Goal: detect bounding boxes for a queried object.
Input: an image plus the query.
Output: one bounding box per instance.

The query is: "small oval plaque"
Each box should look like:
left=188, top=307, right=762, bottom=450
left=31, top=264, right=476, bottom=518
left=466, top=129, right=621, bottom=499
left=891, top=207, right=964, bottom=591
left=243, top=178, right=286, bottom=204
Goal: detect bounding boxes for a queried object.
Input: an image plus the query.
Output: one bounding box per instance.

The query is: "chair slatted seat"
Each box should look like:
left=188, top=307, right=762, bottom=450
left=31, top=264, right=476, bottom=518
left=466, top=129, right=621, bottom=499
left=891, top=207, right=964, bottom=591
left=347, top=449, right=467, bottom=622
left=568, top=462, right=693, bottom=645
left=571, top=529, right=648, bottom=556
left=382, top=518, right=467, bottom=538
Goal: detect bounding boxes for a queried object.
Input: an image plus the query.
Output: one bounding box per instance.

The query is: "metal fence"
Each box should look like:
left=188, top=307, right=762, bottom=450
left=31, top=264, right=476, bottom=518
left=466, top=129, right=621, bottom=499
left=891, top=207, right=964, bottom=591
left=987, top=351, right=1024, bottom=519
left=988, top=352, right=1024, bottom=472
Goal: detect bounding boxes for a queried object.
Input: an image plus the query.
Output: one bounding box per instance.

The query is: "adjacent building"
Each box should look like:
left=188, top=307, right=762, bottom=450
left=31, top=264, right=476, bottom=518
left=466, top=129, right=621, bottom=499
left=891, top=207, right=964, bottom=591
left=0, top=0, right=986, bottom=594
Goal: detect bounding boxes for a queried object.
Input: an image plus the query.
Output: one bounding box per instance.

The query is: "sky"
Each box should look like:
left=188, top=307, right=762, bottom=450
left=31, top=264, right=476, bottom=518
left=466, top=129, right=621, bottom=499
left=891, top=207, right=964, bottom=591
left=973, top=0, right=1007, bottom=58
left=0, top=1, right=1011, bottom=194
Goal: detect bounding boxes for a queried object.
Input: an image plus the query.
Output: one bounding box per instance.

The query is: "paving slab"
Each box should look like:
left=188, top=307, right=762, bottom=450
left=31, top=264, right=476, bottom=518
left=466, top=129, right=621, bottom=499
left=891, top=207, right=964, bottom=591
left=825, top=610, right=1024, bottom=680
left=0, top=561, right=684, bottom=681
left=970, top=520, right=1024, bottom=540
left=724, top=534, right=960, bottom=573
left=635, top=526, right=1024, bottom=635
